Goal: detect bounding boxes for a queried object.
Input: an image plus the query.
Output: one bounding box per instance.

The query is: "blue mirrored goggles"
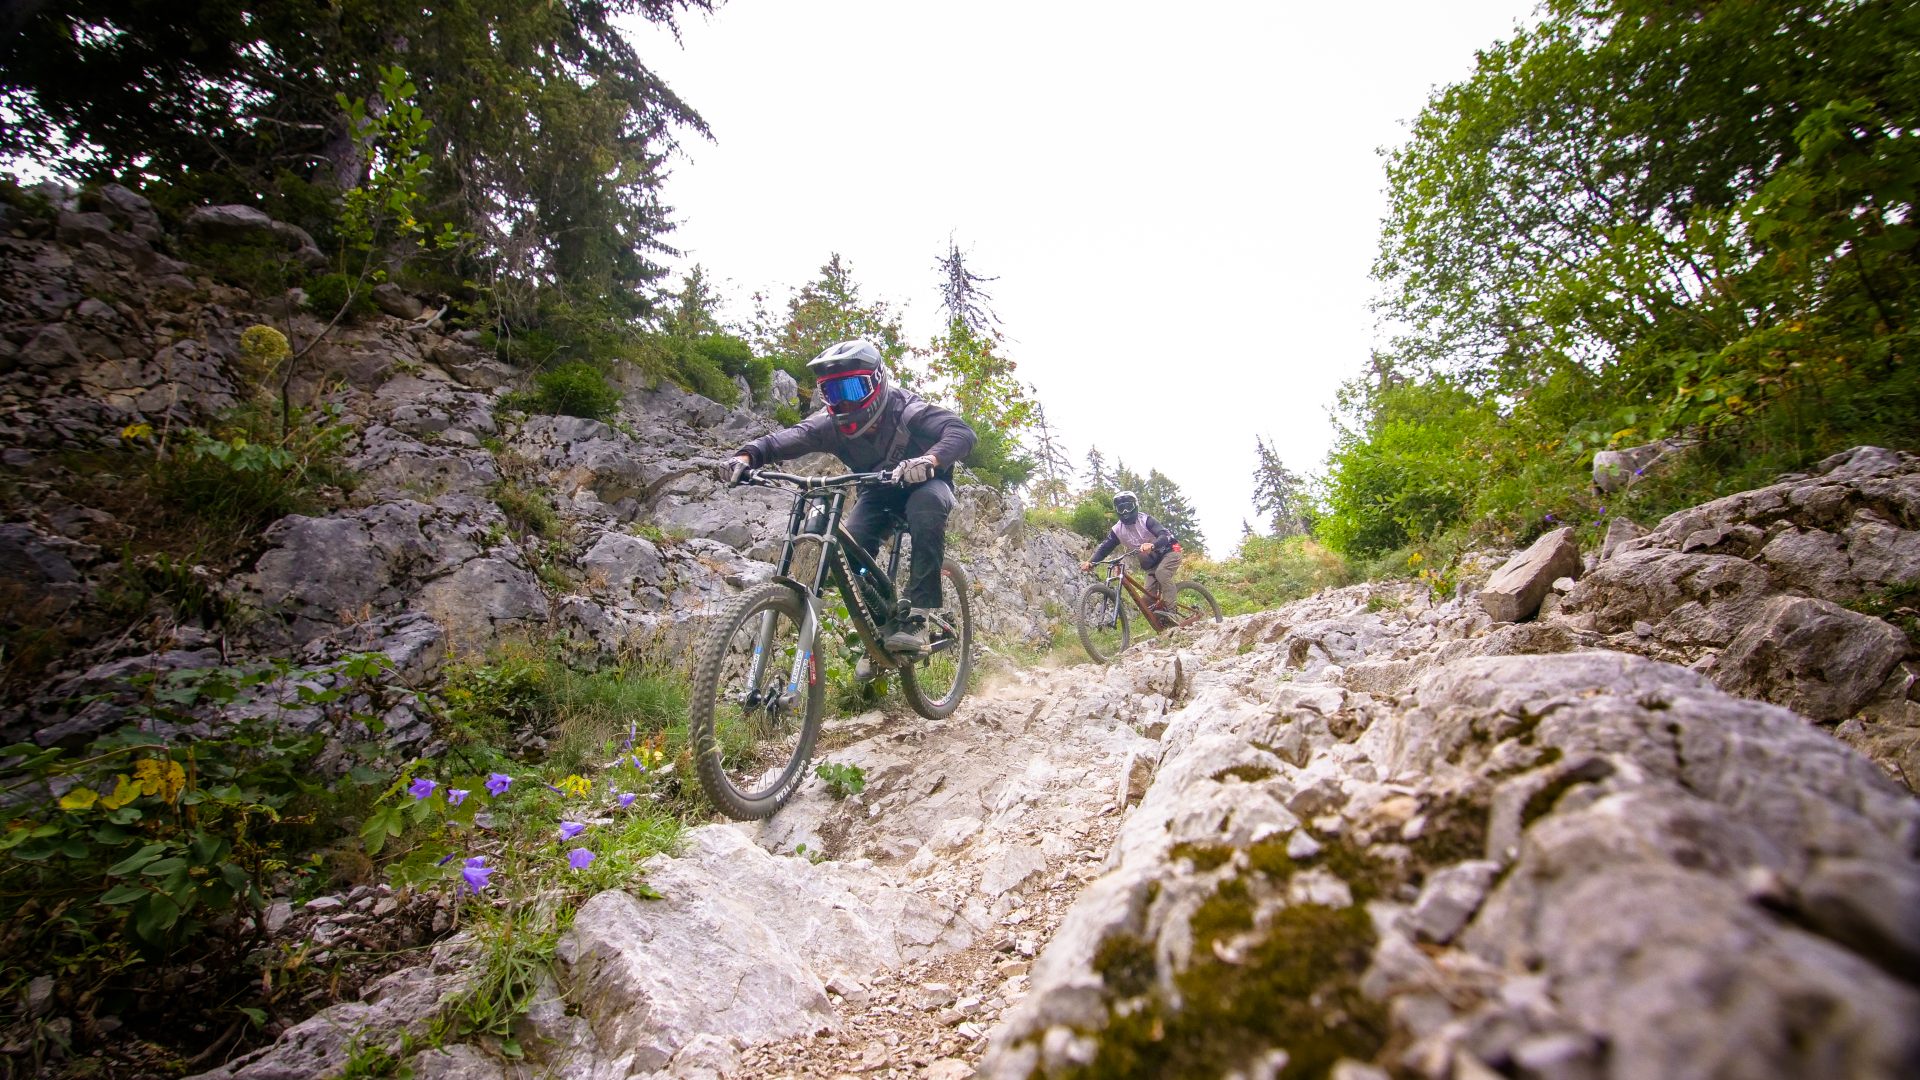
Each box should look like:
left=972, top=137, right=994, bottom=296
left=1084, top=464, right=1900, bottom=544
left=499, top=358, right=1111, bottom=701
left=819, top=371, right=878, bottom=407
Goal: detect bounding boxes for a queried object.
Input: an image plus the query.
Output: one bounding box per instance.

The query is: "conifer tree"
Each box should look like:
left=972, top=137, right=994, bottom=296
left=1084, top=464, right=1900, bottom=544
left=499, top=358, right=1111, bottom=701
left=1084, top=447, right=1111, bottom=495
left=1252, top=435, right=1310, bottom=537
left=1029, top=403, right=1075, bottom=509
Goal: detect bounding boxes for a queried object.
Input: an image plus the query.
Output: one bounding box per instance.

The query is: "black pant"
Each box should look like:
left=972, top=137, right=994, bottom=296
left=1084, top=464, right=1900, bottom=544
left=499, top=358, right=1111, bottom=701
left=844, top=479, right=953, bottom=611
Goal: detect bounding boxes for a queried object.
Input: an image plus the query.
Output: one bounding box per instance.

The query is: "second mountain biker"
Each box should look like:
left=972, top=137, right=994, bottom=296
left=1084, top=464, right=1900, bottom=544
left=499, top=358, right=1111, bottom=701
left=1080, top=490, right=1184, bottom=615
left=723, top=339, right=977, bottom=653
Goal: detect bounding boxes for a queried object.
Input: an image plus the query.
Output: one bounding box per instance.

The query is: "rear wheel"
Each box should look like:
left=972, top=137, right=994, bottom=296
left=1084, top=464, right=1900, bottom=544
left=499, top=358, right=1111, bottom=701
left=1076, top=582, right=1131, bottom=663
left=1169, top=581, right=1222, bottom=630
left=690, top=582, right=824, bottom=820
left=899, top=560, right=973, bottom=720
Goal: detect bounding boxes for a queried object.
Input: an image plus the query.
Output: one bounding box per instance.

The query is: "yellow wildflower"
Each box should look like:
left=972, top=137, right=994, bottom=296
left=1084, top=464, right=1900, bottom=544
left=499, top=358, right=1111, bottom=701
left=134, top=758, right=187, bottom=802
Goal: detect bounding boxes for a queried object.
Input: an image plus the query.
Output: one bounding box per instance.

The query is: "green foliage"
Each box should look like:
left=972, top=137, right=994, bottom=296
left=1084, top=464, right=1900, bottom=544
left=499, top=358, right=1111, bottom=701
left=141, top=403, right=354, bottom=537
left=519, top=362, right=622, bottom=421
left=751, top=254, right=910, bottom=386
left=1192, top=535, right=1352, bottom=616
left=959, top=422, right=1037, bottom=493
left=1315, top=380, right=1501, bottom=557
left=306, top=273, right=379, bottom=324
left=437, top=642, right=690, bottom=779
left=1335, top=0, right=1920, bottom=557
left=5, top=0, right=713, bottom=320
left=0, top=655, right=395, bottom=960
left=491, top=480, right=560, bottom=540
left=773, top=403, right=804, bottom=427
left=814, top=761, right=867, bottom=800
left=1064, top=492, right=1116, bottom=542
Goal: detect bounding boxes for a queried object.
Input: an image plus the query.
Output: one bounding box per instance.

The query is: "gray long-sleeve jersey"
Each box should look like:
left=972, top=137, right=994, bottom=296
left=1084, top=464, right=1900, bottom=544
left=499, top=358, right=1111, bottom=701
left=736, top=388, right=977, bottom=478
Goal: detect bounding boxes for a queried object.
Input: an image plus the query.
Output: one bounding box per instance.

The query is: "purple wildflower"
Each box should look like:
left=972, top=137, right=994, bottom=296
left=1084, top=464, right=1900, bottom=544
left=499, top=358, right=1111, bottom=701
left=567, top=847, right=596, bottom=870
left=408, top=777, right=437, bottom=800
left=617, top=792, right=636, bottom=810
left=485, top=773, right=511, bottom=797
left=631, top=755, right=647, bottom=773
left=437, top=852, right=459, bottom=866
left=542, top=782, right=566, bottom=796
left=559, top=821, right=586, bottom=841
left=461, top=856, right=493, bottom=894
left=1544, top=513, right=1556, bottom=523
left=1596, top=506, right=1608, bottom=517
left=447, top=788, right=470, bottom=807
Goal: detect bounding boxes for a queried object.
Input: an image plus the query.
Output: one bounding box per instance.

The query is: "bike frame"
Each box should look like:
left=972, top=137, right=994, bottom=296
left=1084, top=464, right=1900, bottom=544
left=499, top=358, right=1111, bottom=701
left=740, top=470, right=954, bottom=695
left=1092, top=554, right=1180, bottom=631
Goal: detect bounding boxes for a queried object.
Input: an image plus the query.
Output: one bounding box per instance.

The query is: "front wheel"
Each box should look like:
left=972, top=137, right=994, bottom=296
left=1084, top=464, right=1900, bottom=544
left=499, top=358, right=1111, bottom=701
left=1168, top=581, right=1223, bottom=630
left=1077, top=582, right=1131, bottom=663
left=690, top=581, right=825, bottom=820
left=899, top=560, right=973, bottom=720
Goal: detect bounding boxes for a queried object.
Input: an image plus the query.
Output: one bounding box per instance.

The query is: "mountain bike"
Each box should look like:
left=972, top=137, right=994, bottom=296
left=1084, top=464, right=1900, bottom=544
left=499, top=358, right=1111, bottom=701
left=688, top=468, right=973, bottom=819
left=1076, top=553, right=1221, bottom=663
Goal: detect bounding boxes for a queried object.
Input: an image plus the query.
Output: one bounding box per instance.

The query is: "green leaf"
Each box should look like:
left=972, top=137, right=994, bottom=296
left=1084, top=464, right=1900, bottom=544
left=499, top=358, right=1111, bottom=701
left=107, top=843, right=169, bottom=876
left=101, top=883, right=149, bottom=905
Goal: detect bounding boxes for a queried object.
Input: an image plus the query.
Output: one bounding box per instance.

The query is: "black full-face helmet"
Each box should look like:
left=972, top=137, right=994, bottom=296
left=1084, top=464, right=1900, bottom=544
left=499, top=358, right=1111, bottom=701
left=1113, top=491, right=1140, bottom=523
left=808, top=339, right=890, bottom=438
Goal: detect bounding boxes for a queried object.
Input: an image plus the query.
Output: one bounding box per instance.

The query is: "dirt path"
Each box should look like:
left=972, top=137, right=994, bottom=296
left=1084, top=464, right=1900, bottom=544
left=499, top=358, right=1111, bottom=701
left=722, top=649, right=1184, bottom=1078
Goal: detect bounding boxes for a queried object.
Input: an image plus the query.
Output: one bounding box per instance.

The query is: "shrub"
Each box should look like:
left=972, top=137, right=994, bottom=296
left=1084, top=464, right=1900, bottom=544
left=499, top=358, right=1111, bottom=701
left=773, top=403, right=803, bottom=427
left=529, top=362, right=622, bottom=420
left=0, top=654, right=395, bottom=957
left=145, top=403, right=354, bottom=536
left=491, top=480, right=559, bottom=539
left=694, top=334, right=770, bottom=399
left=306, top=272, right=379, bottom=324
left=1193, top=535, right=1353, bottom=615
left=960, top=423, right=1036, bottom=492
left=1067, top=493, right=1114, bottom=542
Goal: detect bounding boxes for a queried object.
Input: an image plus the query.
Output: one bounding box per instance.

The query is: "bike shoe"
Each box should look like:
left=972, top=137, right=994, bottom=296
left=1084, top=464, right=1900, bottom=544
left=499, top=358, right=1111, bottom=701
left=854, top=656, right=876, bottom=684
left=884, top=611, right=930, bottom=653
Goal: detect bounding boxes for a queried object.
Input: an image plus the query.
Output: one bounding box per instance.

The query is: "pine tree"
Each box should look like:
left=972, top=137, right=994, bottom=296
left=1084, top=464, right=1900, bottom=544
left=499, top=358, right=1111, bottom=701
left=923, top=241, right=1036, bottom=491
left=667, top=264, right=725, bottom=339
left=1029, top=403, right=1075, bottom=509
left=1143, top=469, right=1207, bottom=555
left=1084, top=446, right=1110, bottom=495
left=1252, top=435, right=1310, bottom=537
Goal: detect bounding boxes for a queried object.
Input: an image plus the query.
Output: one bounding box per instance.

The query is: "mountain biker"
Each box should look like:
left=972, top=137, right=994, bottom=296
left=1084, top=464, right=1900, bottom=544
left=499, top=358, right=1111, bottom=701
left=1080, top=491, right=1184, bottom=617
left=722, top=339, right=977, bottom=654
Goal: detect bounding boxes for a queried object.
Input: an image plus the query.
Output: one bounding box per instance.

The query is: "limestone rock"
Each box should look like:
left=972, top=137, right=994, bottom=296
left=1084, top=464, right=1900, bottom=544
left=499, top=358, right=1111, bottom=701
left=553, top=827, right=960, bottom=1074
left=184, top=204, right=327, bottom=268
left=1478, top=527, right=1581, bottom=623
left=1714, top=595, right=1911, bottom=720
left=1592, top=438, right=1688, bottom=492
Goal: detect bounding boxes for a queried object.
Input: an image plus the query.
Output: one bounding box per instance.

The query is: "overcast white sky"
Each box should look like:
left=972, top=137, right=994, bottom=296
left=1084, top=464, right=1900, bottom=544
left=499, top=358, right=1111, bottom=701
left=630, top=1, right=1538, bottom=550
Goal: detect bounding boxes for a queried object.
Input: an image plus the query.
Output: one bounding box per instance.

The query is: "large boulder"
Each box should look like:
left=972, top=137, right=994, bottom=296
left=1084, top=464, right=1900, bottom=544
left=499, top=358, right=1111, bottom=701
left=552, top=827, right=963, bottom=1075
left=1477, top=526, right=1581, bottom=623
left=184, top=204, right=327, bottom=268
left=1557, top=447, right=1920, bottom=752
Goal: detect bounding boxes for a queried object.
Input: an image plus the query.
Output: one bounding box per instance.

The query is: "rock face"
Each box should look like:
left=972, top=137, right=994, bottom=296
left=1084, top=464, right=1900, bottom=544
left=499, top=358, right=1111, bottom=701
left=551, top=828, right=967, bottom=1075
left=1, top=190, right=1088, bottom=751
left=1554, top=445, right=1920, bottom=783
left=1477, top=525, right=1580, bottom=622
left=983, top=586, right=1920, bottom=1080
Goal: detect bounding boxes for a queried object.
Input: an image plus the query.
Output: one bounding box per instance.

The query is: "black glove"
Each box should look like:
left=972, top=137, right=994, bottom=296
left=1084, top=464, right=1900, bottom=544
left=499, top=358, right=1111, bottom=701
left=721, top=456, right=750, bottom=486
left=890, top=455, right=937, bottom=486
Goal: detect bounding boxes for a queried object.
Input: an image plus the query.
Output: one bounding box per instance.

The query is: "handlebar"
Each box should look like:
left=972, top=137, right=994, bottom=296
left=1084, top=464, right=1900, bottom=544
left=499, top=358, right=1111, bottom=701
left=743, top=468, right=898, bottom=491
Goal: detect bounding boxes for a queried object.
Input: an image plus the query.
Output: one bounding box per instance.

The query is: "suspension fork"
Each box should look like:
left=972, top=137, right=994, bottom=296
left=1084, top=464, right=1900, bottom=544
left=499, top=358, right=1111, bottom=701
left=746, top=580, right=823, bottom=702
